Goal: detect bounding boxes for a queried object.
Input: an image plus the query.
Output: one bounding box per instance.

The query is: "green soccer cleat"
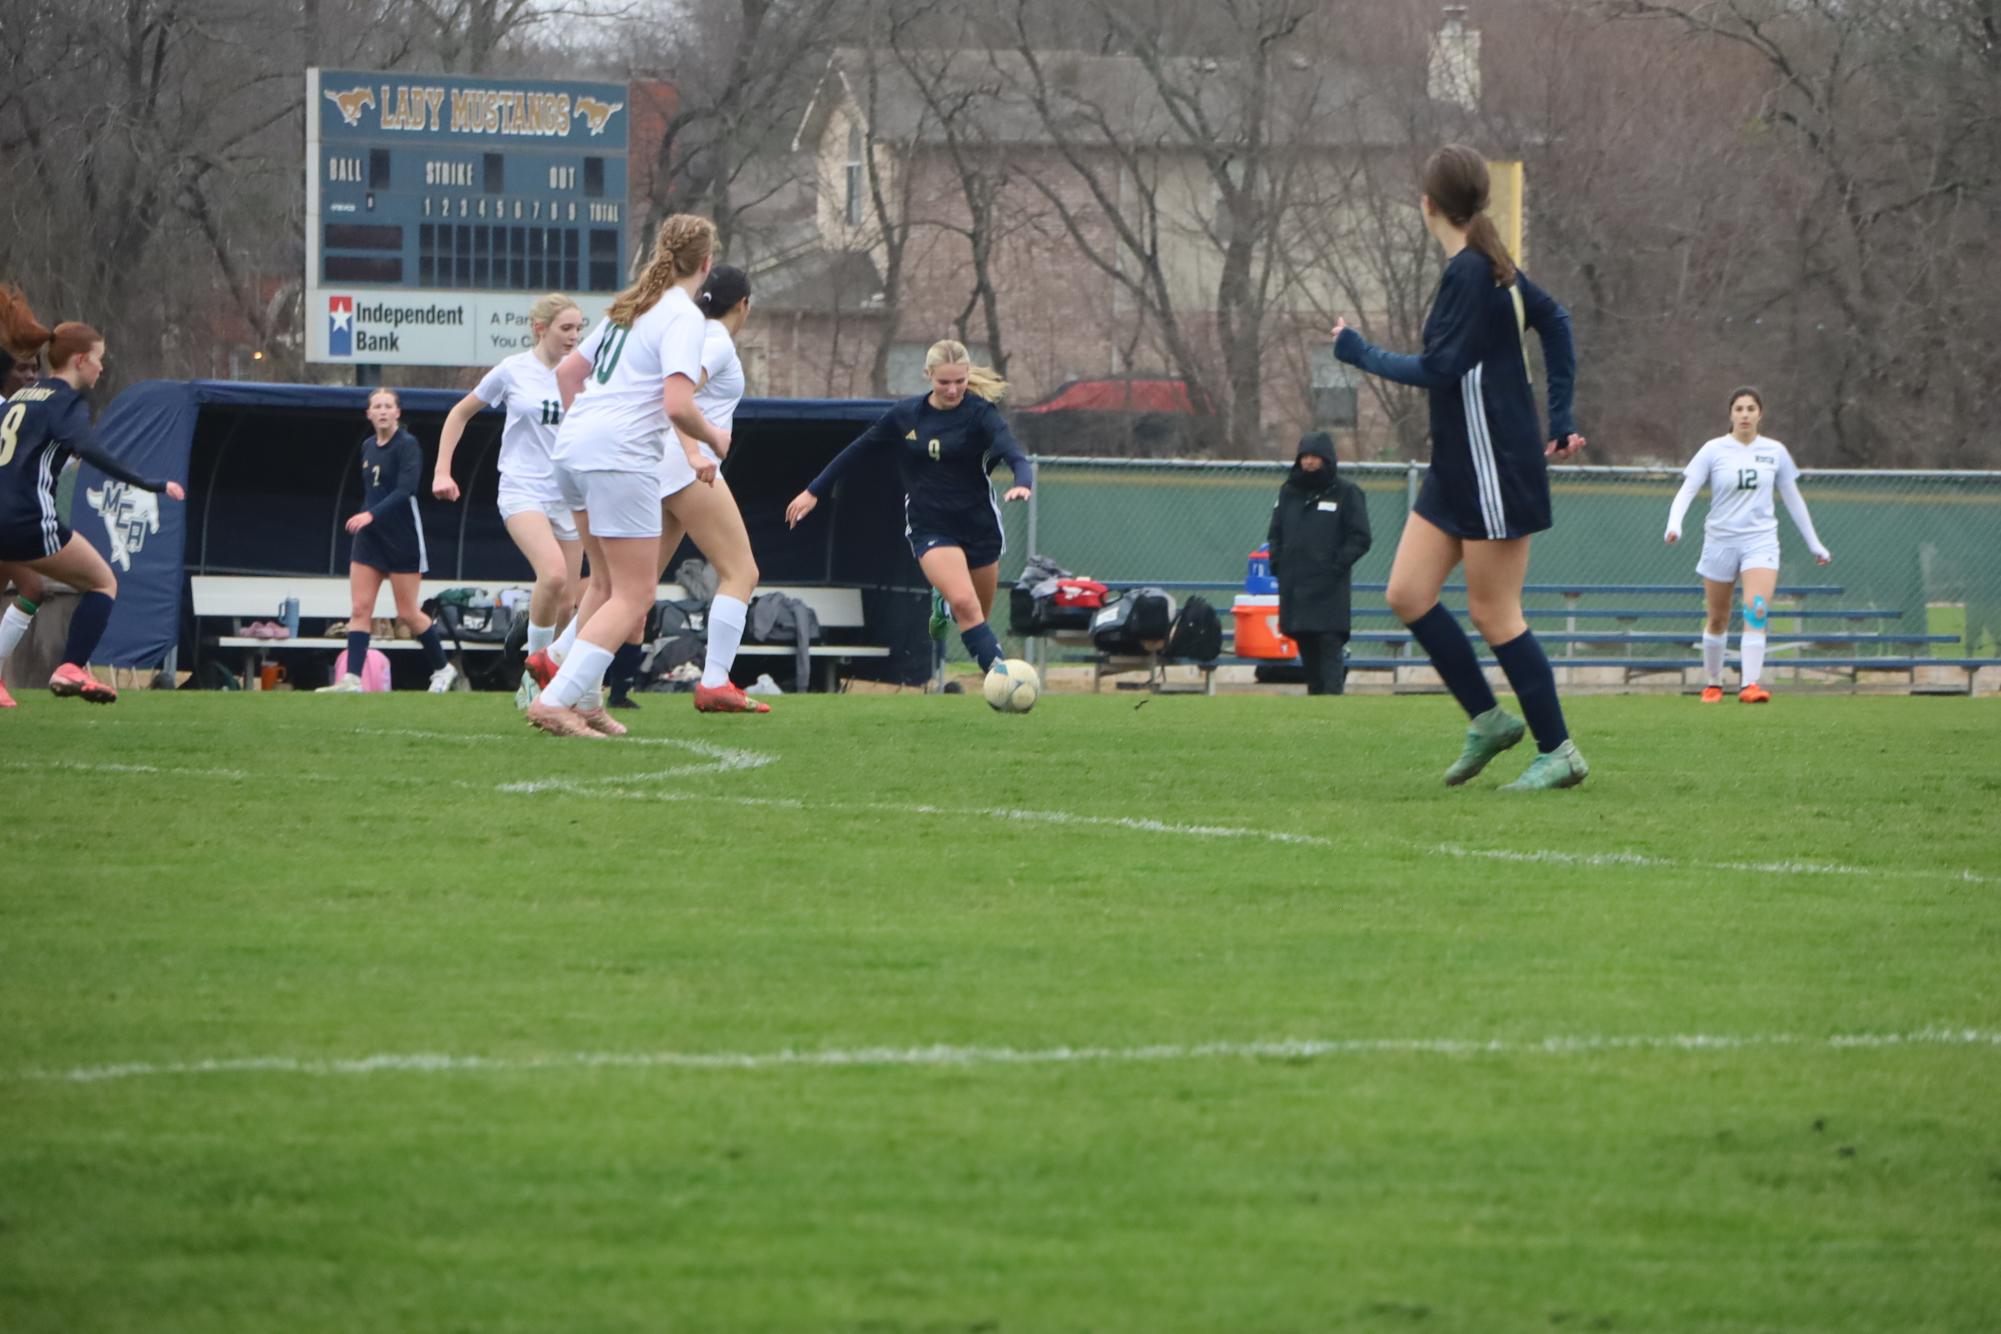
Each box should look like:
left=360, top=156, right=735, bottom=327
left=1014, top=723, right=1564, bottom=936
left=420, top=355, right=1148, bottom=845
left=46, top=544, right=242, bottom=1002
left=928, top=589, right=952, bottom=642
left=513, top=669, right=539, bottom=711
left=1500, top=738, right=1590, bottom=792
left=1443, top=706, right=1527, bottom=786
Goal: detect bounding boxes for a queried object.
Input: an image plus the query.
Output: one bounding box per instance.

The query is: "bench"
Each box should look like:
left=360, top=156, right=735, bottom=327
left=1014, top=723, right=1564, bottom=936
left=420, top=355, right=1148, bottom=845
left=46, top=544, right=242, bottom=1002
left=1029, top=578, right=1873, bottom=693
left=1336, top=655, right=1999, bottom=694
left=191, top=575, right=891, bottom=692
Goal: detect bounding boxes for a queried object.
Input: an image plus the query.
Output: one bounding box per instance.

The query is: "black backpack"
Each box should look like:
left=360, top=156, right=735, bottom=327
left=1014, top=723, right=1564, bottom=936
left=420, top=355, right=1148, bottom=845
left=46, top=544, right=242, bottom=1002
left=639, top=599, right=707, bottom=686
left=1090, top=587, right=1176, bottom=654
left=1165, top=595, right=1223, bottom=662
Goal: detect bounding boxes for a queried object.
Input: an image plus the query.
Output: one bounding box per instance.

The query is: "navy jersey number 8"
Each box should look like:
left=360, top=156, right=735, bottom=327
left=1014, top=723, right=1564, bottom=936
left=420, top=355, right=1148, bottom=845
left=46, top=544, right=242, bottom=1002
left=0, top=402, right=23, bottom=467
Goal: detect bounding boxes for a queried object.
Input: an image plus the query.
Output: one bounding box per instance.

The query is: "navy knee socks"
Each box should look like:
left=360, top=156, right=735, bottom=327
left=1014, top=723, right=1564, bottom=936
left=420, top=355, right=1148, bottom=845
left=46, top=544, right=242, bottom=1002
left=1491, top=628, right=1570, bottom=753
left=1404, top=603, right=1497, bottom=718
left=60, top=591, right=114, bottom=668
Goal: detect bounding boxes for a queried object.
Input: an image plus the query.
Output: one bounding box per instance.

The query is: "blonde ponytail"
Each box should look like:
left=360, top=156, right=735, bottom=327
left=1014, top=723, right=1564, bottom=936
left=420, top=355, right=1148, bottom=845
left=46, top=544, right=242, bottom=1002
left=923, top=338, right=1008, bottom=403
left=606, top=214, right=717, bottom=326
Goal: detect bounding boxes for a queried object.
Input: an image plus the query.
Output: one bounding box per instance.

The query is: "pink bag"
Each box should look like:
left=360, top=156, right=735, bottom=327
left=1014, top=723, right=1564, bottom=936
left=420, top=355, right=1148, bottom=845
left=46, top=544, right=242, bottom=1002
left=332, top=647, right=393, bottom=692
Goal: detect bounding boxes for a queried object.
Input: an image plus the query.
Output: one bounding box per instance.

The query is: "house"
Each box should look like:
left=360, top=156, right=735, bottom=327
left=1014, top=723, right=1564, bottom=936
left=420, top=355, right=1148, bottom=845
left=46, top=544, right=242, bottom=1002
left=742, top=12, right=1513, bottom=457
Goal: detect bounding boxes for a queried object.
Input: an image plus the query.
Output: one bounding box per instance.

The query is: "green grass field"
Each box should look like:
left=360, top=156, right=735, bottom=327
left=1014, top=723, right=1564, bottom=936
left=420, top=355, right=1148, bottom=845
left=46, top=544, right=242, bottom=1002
left=4, top=690, right=1999, bottom=1332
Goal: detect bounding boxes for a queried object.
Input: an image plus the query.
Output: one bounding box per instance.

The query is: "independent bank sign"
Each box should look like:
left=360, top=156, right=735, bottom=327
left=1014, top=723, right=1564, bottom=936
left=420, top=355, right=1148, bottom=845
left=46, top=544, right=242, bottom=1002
left=311, top=288, right=615, bottom=370
left=312, top=292, right=614, bottom=363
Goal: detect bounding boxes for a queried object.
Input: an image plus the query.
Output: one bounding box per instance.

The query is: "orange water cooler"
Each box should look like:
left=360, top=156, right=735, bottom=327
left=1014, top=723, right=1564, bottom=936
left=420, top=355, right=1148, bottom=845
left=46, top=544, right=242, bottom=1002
left=1230, top=594, right=1298, bottom=659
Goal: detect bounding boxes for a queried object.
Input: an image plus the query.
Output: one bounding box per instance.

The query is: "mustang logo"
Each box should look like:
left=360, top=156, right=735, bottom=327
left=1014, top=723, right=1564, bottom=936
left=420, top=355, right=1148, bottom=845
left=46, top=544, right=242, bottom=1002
left=85, top=479, right=160, bottom=573
left=324, top=85, right=376, bottom=128
left=573, top=96, right=624, bottom=136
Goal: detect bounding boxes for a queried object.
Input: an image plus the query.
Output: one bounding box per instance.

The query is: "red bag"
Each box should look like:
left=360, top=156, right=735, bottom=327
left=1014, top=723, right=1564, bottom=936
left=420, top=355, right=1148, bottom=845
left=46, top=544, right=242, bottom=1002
left=1053, top=578, right=1109, bottom=609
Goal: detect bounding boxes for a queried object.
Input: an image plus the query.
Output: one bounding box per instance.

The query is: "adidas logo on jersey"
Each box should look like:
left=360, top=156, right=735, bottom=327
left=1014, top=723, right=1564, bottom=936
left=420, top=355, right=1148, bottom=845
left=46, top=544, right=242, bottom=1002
left=905, top=430, right=918, bottom=441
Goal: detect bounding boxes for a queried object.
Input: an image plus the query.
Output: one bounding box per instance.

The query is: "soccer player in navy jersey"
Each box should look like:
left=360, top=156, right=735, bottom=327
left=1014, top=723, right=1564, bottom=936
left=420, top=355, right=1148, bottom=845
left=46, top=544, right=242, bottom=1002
left=0, top=292, right=184, bottom=704
left=784, top=339, right=1032, bottom=675
left=1332, top=145, right=1590, bottom=791
left=317, top=389, right=456, bottom=693
left=0, top=329, right=52, bottom=708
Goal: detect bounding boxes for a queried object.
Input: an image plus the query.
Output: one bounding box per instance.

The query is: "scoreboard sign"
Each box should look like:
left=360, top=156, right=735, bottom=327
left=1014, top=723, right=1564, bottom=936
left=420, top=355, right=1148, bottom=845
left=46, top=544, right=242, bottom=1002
left=306, top=67, right=632, bottom=366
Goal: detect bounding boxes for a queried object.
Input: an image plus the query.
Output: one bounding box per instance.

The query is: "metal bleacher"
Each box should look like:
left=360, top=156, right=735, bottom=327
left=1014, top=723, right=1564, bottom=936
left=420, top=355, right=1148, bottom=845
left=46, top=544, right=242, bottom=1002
left=1034, top=579, right=1991, bottom=692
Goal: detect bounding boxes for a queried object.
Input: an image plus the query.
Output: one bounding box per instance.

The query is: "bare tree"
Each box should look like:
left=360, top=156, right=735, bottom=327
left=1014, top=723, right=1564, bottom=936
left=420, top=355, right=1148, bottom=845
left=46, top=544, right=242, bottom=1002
left=882, top=8, right=1027, bottom=378
left=996, top=0, right=1342, bottom=455
left=1563, top=0, right=2001, bottom=465
left=626, top=0, right=849, bottom=257
left=401, top=0, right=634, bottom=74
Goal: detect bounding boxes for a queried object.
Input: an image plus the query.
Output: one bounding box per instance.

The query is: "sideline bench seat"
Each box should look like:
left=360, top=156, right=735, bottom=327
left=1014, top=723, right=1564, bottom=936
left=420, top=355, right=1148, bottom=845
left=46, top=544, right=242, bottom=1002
left=191, top=575, right=890, bottom=691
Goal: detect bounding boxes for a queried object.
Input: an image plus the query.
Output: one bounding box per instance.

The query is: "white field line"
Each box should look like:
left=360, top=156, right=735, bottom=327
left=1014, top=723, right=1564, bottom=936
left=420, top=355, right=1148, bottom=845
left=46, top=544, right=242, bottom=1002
left=15, top=726, right=1992, bottom=878
left=1435, top=843, right=1998, bottom=887
left=0, top=758, right=252, bottom=781
left=511, top=778, right=1335, bottom=846
left=18, top=1027, right=2001, bottom=1086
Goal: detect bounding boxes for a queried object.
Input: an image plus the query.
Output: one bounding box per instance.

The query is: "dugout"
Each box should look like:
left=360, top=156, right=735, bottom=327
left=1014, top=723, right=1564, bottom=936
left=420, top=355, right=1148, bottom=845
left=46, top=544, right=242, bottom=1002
left=82, top=380, right=931, bottom=683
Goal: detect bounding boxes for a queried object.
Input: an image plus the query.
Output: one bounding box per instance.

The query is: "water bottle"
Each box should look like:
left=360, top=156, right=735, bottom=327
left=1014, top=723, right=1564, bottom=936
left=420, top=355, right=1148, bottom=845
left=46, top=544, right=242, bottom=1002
left=279, top=597, right=301, bottom=638
left=1246, top=545, right=1278, bottom=595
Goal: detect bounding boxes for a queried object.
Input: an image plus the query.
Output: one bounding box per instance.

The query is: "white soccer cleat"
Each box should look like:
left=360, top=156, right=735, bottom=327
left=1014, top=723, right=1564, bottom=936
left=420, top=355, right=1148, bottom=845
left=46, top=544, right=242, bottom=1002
left=428, top=662, right=460, bottom=694
left=316, top=673, right=364, bottom=693
left=513, top=669, right=539, bottom=711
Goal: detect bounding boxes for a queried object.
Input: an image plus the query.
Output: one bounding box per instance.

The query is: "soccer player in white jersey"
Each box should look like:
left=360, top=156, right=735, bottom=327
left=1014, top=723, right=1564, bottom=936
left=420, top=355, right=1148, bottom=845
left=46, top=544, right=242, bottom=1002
left=431, top=293, right=585, bottom=707
left=1665, top=386, right=1832, bottom=703
left=597, top=264, right=768, bottom=713
left=524, top=214, right=728, bottom=738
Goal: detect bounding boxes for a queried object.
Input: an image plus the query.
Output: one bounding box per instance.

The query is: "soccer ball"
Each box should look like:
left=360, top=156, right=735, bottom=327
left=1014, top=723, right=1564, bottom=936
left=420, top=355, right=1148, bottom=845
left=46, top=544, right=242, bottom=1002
left=983, top=658, right=1041, bottom=713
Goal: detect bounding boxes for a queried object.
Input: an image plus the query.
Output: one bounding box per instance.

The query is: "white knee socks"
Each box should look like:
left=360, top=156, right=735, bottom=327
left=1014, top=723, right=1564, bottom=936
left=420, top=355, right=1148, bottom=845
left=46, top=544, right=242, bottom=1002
left=0, top=602, right=32, bottom=670
left=1701, top=632, right=1726, bottom=686
left=1740, top=628, right=1768, bottom=687
left=526, top=621, right=555, bottom=655
left=549, top=615, right=581, bottom=665
left=702, top=595, right=748, bottom=690
left=541, top=641, right=613, bottom=709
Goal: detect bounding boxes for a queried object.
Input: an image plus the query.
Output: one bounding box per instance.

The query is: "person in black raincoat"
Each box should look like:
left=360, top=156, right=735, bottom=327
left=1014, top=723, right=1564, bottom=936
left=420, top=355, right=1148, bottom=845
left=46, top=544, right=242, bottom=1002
left=1266, top=431, right=1372, bottom=694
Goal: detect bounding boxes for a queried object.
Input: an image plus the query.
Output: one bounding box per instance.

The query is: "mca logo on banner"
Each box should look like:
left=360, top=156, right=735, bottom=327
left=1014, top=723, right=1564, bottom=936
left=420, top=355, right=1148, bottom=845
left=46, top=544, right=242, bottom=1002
left=328, top=295, right=354, bottom=356
left=85, top=480, right=161, bottom=572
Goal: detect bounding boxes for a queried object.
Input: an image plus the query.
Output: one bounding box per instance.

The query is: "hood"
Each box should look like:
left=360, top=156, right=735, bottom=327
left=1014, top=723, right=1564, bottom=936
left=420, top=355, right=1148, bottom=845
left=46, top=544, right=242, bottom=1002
left=1289, top=430, right=1339, bottom=490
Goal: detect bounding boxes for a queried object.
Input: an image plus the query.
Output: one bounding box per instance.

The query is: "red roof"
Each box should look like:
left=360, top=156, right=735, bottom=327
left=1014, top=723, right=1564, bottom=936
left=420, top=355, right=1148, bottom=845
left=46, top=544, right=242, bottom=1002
left=1019, top=378, right=1207, bottom=415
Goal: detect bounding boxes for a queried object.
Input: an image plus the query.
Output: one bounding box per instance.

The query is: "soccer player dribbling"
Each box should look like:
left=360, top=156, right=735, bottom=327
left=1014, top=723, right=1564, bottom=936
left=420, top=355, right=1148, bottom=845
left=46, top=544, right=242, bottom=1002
left=1331, top=145, right=1590, bottom=791
left=0, top=288, right=185, bottom=705
left=783, top=339, right=1032, bottom=678
left=1665, top=387, right=1831, bottom=703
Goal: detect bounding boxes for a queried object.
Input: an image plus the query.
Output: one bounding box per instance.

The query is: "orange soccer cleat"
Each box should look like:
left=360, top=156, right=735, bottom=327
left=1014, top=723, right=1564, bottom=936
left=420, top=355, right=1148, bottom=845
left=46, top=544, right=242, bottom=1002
left=694, top=681, right=771, bottom=714
left=524, top=648, right=560, bottom=689
left=1738, top=683, right=1771, bottom=704
left=0, top=680, right=16, bottom=708
left=49, top=663, right=117, bottom=703
left=1700, top=685, right=1725, bottom=703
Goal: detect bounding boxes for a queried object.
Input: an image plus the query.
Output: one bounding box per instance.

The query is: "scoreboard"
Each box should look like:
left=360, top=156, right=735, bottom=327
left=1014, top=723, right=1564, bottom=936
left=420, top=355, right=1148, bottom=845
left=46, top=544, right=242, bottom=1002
left=306, top=67, right=631, bottom=366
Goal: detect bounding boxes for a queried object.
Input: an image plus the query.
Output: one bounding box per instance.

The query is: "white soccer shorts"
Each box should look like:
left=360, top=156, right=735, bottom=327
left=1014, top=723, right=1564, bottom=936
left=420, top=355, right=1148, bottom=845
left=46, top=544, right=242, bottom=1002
left=554, top=465, right=663, bottom=540
left=1696, top=535, right=1782, bottom=584
left=497, top=476, right=580, bottom=543
left=658, top=439, right=721, bottom=501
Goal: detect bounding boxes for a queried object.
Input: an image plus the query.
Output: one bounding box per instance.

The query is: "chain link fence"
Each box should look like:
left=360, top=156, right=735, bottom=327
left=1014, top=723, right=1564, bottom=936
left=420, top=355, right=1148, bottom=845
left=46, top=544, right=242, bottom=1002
left=977, top=459, right=2001, bottom=677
